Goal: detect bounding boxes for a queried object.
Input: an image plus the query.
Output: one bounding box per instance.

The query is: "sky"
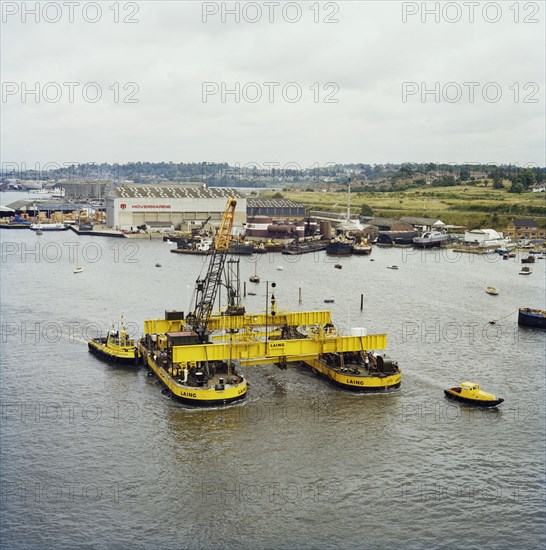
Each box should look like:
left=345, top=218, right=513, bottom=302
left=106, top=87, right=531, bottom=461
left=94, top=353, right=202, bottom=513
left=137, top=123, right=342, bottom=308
left=1, top=0, right=545, bottom=169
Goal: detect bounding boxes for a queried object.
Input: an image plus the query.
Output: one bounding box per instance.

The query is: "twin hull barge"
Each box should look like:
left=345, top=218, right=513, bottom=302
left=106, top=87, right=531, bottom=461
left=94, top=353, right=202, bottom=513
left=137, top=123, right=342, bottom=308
left=138, top=311, right=401, bottom=406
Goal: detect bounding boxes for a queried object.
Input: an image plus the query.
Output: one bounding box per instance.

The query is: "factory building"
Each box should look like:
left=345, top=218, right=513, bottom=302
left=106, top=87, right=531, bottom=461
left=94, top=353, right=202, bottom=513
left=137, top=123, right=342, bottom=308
left=246, top=198, right=305, bottom=218
left=105, top=184, right=246, bottom=231
left=59, top=181, right=109, bottom=199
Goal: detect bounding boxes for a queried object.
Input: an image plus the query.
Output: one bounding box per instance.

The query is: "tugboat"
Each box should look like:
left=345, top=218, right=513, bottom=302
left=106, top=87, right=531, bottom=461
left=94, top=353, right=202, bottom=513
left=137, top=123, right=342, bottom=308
left=352, top=237, right=372, bottom=255
left=444, top=382, right=504, bottom=407
left=88, top=316, right=140, bottom=365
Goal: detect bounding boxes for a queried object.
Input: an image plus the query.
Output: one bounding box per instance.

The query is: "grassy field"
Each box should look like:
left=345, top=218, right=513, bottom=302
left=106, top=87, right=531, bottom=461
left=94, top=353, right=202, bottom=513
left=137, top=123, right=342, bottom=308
left=264, top=181, right=546, bottom=229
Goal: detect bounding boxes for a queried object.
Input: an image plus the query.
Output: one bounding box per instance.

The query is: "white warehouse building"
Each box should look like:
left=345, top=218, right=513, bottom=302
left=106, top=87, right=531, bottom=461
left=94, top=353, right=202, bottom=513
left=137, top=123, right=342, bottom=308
left=464, top=228, right=510, bottom=248
left=105, top=184, right=246, bottom=231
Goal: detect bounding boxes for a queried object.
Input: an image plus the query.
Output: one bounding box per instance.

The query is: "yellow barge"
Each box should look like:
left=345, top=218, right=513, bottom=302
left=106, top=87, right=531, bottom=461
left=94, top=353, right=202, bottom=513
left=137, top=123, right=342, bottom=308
left=137, top=197, right=401, bottom=406
left=139, top=310, right=400, bottom=405
left=304, top=354, right=401, bottom=392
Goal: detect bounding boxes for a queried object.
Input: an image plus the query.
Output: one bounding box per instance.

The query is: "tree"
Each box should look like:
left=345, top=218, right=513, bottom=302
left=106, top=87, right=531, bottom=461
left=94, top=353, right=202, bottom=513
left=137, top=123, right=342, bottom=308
left=493, top=176, right=503, bottom=189
left=361, top=204, right=373, bottom=217
left=521, top=168, right=536, bottom=189
left=509, top=182, right=525, bottom=194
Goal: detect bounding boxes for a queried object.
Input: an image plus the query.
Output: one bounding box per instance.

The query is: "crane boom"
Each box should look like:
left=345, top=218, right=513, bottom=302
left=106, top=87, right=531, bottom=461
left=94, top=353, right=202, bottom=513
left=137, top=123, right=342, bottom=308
left=188, top=197, right=237, bottom=341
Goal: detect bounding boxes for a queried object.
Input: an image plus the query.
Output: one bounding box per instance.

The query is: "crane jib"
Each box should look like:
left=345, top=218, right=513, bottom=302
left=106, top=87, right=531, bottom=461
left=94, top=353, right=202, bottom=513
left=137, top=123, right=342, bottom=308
left=189, top=198, right=238, bottom=339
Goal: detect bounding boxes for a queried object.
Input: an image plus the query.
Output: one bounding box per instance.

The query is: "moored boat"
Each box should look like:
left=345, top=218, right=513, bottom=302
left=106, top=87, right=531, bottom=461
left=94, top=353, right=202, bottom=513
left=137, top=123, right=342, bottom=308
left=30, top=222, right=70, bottom=231
left=413, top=231, right=448, bottom=248
left=485, top=286, right=498, bottom=295
left=518, top=308, right=546, bottom=329
left=519, top=266, right=532, bottom=275
left=352, top=238, right=372, bottom=255
left=326, top=237, right=354, bottom=255
left=0, top=221, right=32, bottom=229
left=444, top=382, right=503, bottom=407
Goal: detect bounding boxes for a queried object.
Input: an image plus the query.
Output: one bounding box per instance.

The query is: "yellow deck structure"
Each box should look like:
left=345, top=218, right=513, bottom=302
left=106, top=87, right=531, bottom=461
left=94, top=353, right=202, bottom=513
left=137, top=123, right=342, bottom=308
left=140, top=309, right=399, bottom=404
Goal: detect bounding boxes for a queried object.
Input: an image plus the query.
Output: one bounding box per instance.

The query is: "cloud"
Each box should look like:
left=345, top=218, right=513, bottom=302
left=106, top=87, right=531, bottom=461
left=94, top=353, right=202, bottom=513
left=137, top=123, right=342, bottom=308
left=1, top=1, right=544, bottom=166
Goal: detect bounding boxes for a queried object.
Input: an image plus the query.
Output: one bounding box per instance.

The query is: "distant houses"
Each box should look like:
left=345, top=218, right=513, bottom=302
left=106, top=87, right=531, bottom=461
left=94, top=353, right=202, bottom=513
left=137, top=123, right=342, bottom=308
left=505, top=218, right=544, bottom=240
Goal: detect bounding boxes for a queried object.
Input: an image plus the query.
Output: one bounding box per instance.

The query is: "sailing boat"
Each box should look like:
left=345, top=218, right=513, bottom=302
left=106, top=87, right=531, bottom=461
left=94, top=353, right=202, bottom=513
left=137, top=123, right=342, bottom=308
left=73, top=243, right=84, bottom=273
left=249, top=262, right=260, bottom=283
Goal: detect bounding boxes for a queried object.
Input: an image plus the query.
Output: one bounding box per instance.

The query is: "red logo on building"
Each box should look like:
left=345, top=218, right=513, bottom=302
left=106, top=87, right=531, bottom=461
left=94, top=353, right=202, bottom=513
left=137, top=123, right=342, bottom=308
left=120, top=203, right=127, bottom=209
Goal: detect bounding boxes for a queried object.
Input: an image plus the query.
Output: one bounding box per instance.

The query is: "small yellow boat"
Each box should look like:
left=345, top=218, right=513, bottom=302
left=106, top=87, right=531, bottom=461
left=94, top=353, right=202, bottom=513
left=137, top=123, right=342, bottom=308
left=444, top=381, right=503, bottom=407
left=485, top=286, right=498, bottom=295
left=88, top=316, right=140, bottom=366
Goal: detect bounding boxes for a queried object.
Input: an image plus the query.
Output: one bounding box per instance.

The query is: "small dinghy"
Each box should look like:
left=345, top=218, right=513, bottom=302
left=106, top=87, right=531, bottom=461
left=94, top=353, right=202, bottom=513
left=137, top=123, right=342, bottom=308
left=485, top=286, right=498, bottom=295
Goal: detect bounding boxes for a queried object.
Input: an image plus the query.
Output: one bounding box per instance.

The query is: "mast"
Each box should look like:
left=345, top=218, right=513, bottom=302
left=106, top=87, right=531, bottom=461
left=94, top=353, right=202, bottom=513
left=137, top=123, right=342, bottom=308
left=346, top=178, right=351, bottom=222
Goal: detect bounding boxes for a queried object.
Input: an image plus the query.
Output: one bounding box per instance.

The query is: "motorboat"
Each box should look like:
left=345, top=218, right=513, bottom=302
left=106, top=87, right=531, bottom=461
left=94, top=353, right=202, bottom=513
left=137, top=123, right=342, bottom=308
left=444, top=382, right=503, bottom=407
left=413, top=231, right=448, bottom=248
left=30, top=222, right=69, bottom=231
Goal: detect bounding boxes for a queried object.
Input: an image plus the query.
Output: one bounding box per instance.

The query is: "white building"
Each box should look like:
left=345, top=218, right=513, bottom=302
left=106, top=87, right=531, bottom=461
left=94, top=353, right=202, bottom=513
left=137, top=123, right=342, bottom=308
left=105, top=184, right=246, bottom=231
left=464, top=228, right=511, bottom=248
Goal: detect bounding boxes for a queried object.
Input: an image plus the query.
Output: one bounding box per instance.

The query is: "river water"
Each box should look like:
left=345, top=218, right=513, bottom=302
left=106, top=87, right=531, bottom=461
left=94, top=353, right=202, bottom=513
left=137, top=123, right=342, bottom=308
left=1, top=230, right=545, bottom=550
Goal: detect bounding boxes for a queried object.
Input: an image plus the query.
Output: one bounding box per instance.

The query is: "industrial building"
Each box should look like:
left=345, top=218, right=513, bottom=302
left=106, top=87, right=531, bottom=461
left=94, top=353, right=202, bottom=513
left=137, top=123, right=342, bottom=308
left=105, top=184, right=246, bottom=231
left=246, top=198, right=305, bottom=218
left=58, top=181, right=109, bottom=199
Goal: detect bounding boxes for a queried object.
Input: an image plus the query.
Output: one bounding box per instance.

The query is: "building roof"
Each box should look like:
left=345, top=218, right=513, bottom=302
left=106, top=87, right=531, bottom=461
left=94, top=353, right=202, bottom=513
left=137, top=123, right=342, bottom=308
left=466, top=229, right=503, bottom=239
left=511, top=218, right=538, bottom=228
left=5, top=199, right=86, bottom=212
left=399, top=216, right=444, bottom=226
left=107, top=184, right=244, bottom=200
left=247, top=198, right=304, bottom=209
left=369, top=217, right=411, bottom=228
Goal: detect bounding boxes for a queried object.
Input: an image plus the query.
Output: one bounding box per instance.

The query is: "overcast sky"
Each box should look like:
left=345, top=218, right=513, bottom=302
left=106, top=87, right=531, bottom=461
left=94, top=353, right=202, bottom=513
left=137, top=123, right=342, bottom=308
left=1, top=0, right=545, bottom=168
